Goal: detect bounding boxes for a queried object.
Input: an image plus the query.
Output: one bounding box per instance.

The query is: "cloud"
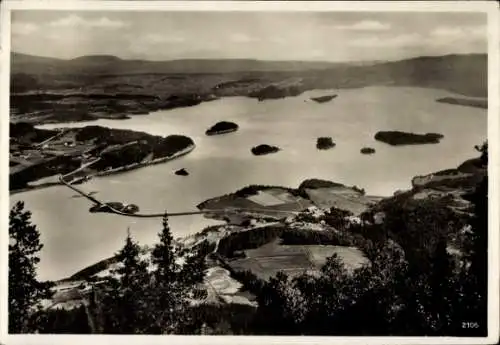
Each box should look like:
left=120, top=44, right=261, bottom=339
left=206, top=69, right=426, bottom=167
left=229, top=33, right=255, bottom=43
left=49, top=15, right=128, bottom=29
left=350, top=33, right=421, bottom=47
left=431, top=25, right=486, bottom=39
left=335, top=20, right=391, bottom=31
left=143, top=33, right=185, bottom=44
left=11, top=22, right=38, bottom=35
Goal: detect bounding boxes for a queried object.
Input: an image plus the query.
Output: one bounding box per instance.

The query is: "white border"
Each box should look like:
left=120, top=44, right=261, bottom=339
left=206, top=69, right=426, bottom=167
left=0, top=1, right=499, bottom=345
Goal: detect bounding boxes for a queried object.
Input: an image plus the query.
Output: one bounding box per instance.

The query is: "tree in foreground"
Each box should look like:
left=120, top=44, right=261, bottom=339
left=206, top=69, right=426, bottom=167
left=97, top=228, right=151, bottom=333
left=9, top=201, right=54, bottom=333
left=94, top=214, right=208, bottom=334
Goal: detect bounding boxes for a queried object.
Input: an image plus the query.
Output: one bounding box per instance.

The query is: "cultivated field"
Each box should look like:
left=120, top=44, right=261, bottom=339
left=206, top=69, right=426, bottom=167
left=228, top=239, right=368, bottom=281
left=204, top=266, right=257, bottom=306
left=199, top=187, right=312, bottom=220
left=305, top=186, right=382, bottom=215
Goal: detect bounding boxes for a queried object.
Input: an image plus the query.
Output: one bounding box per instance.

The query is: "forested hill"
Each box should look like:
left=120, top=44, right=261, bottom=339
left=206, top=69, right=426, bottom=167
left=11, top=53, right=487, bottom=97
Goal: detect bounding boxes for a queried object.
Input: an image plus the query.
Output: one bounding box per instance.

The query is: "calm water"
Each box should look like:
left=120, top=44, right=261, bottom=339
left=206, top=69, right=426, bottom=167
left=11, top=86, right=487, bottom=281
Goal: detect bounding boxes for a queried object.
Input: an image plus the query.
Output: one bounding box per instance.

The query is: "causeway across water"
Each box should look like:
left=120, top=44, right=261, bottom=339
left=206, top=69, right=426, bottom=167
left=58, top=175, right=300, bottom=218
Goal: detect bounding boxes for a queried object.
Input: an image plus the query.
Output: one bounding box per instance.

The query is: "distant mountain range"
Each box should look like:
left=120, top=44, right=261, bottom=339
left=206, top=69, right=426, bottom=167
left=11, top=52, right=383, bottom=75
left=10, top=52, right=487, bottom=97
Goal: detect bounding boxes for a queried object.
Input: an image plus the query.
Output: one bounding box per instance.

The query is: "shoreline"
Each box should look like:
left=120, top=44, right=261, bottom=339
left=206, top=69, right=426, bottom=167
left=12, top=85, right=487, bottom=126
left=206, top=128, right=238, bottom=136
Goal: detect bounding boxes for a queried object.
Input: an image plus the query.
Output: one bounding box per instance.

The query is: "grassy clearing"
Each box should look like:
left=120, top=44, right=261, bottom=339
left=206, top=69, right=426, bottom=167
left=227, top=239, right=368, bottom=281
left=305, top=187, right=379, bottom=215
left=306, top=245, right=368, bottom=270
left=199, top=188, right=311, bottom=219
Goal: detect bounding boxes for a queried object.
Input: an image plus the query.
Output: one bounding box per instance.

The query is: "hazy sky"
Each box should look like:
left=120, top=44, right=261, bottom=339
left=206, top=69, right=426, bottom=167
left=11, top=11, right=487, bottom=62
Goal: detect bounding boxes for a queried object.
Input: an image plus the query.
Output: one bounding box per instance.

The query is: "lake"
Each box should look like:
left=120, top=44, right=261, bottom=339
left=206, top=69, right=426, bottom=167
left=10, top=86, right=487, bottom=281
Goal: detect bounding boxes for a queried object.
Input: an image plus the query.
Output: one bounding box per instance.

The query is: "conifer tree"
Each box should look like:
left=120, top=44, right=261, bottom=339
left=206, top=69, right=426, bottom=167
left=9, top=201, right=54, bottom=333
left=100, top=228, right=151, bottom=333
left=151, top=215, right=178, bottom=284
left=180, top=240, right=209, bottom=288
left=149, top=214, right=187, bottom=333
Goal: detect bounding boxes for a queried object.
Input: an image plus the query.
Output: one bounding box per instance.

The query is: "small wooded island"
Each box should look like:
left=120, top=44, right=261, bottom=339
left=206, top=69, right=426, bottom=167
left=251, top=144, right=281, bottom=156
left=316, top=137, right=336, bottom=150
left=374, top=131, right=444, bottom=146
left=361, top=147, right=376, bottom=155
left=89, top=202, right=139, bottom=214
left=175, top=168, right=189, bottom=176
left=205, top=121, right=239, bottom=136
left=310, top=94, right=337, bottom=103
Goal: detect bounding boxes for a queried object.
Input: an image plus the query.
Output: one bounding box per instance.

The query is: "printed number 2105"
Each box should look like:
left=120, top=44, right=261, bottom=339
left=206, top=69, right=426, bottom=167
left=462, top=322, right=479, bottom=329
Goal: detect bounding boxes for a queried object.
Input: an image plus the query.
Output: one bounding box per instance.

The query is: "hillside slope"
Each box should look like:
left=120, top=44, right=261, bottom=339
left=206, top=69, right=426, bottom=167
left=11, top=53, right=486, bottom=97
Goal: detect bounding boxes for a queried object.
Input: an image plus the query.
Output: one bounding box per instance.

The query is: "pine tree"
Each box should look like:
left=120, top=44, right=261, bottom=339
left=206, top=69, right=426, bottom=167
left=9, top=201, right=54, bottom=333
left=149, top=214, right=187, bottom=333
left=100, top=228, right=151, bottom=333
left=474, top=141, right=488, bottom=166
left=151, top=215, right=178, bottom=284
left=180, top=240, right=209, bottom=288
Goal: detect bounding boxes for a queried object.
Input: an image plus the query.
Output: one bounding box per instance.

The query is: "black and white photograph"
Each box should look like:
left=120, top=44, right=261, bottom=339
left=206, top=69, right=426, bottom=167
left=1, top=1, right=499, bottom=343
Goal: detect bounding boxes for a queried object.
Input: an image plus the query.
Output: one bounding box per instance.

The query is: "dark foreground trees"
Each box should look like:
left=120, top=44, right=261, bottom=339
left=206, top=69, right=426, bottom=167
left=89, top=215, right=207, bottom=334
left=248, top=173, right=488, bottom=336
left=9, top=201, right=54, bottom=333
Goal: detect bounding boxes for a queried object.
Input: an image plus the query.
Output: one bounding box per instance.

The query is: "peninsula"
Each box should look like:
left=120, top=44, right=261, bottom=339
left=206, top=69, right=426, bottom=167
left=436, top=97, right=487, bottom=109
left=9, top=123, right=195, bottom=192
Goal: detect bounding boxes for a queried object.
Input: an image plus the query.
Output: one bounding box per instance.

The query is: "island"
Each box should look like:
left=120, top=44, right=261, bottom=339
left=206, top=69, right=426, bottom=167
left=374, top=131, right=444, bottom=146
left=248, top=84, right=304, bottom=101
left=316, top=137, right=336, bottom=150
left=310, top=94, right=337, bottom=103
left=436, top=97, right=487, bottom=109
left=89, top=202, right=140, bottom=215
left=175, top=168, right=189, bottom=176
left=205, top=121, right=239, bottom=136
left=360, top=147, right=376, bottom=155
left=9, top=123, right=195, bottom=192
left=251, top=144, right=281, bottom=156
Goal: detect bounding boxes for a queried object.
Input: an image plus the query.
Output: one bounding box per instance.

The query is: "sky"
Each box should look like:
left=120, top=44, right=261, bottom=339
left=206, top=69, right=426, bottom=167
left=11, top=11, right=488, bottom=62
